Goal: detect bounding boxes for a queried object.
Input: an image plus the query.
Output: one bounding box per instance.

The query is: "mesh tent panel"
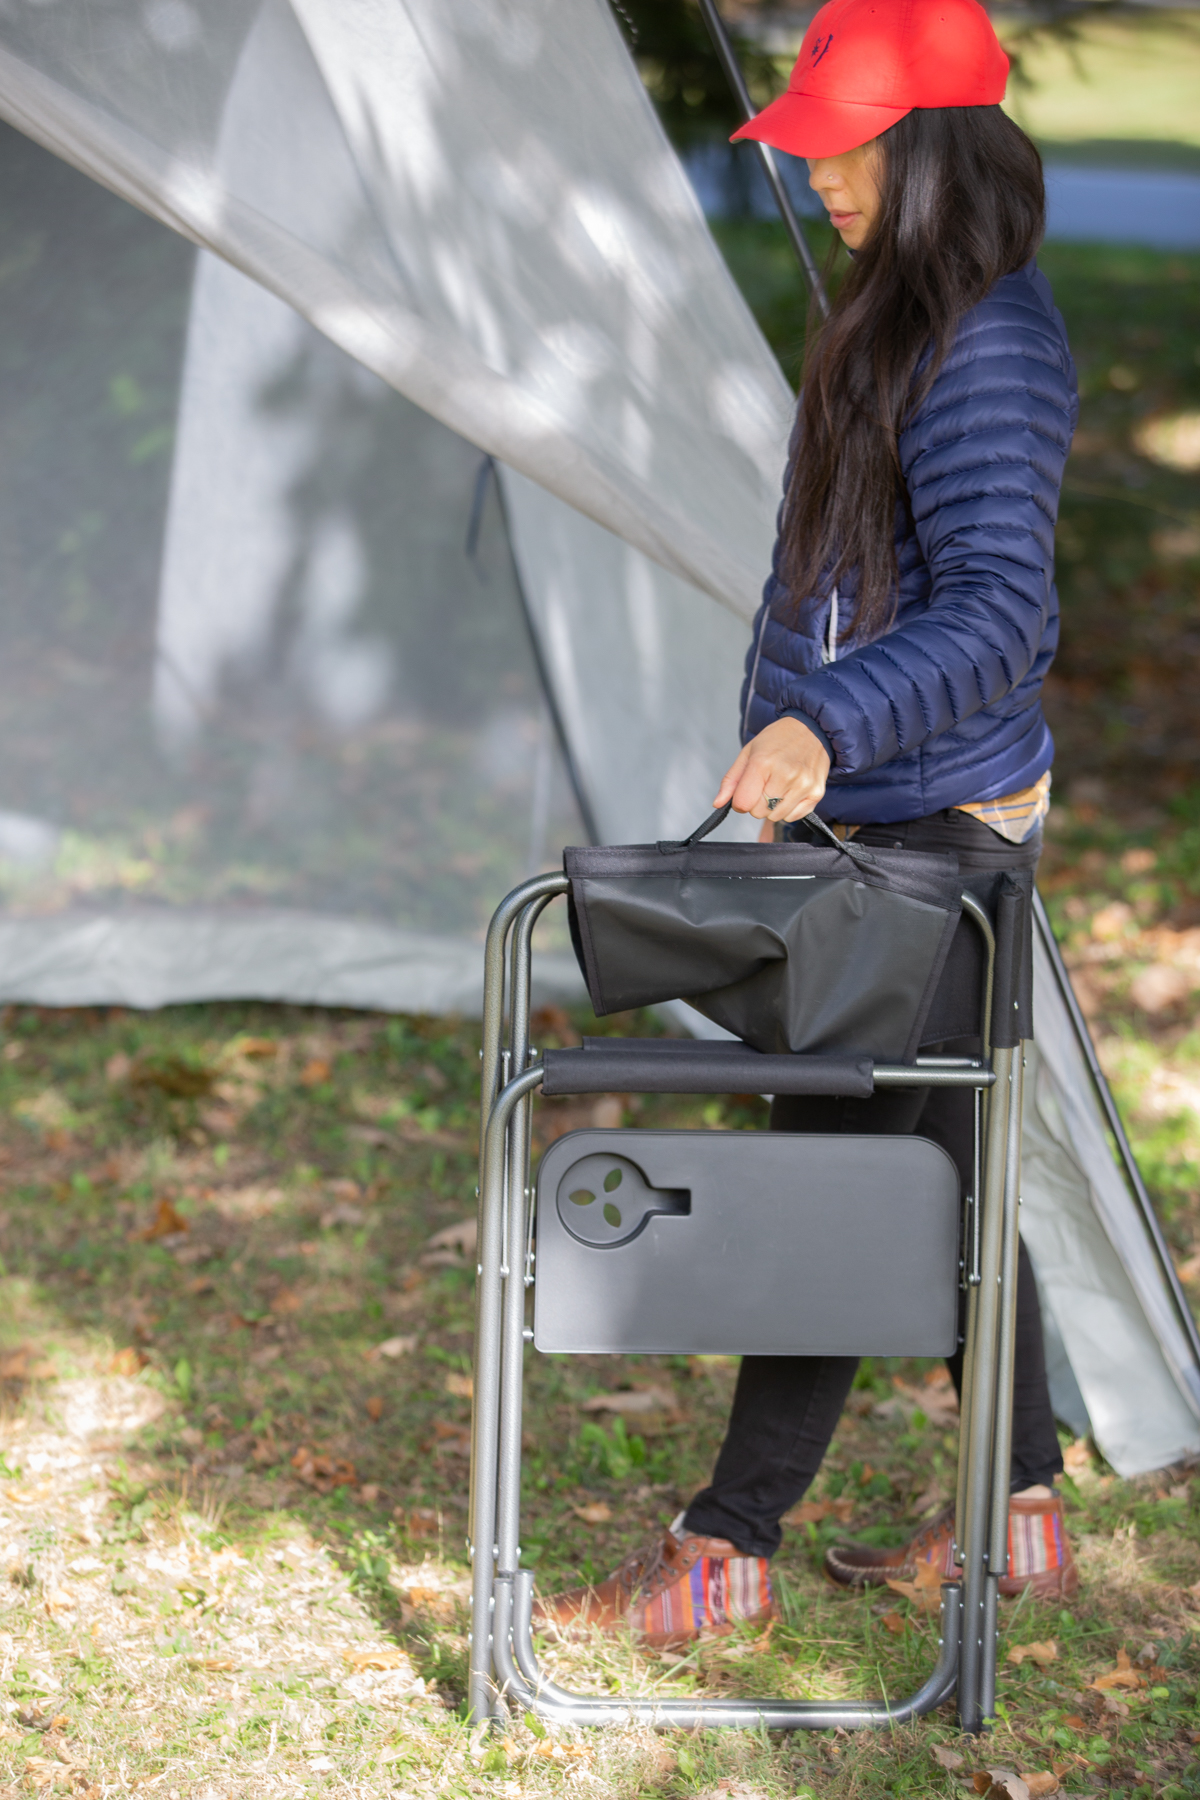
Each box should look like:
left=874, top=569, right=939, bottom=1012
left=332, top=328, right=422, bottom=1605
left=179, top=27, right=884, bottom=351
left=0, top=123, right=585, bottom=1008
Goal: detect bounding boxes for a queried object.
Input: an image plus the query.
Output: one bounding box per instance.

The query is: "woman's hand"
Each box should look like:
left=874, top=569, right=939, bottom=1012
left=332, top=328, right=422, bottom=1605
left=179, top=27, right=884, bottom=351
left=714, top=717, right=832, bottom=824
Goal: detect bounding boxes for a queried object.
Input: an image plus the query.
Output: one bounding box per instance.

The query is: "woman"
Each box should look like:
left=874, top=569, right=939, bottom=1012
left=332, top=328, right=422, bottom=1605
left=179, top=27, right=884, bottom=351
left=539, top=0, right=1078, bottom=1647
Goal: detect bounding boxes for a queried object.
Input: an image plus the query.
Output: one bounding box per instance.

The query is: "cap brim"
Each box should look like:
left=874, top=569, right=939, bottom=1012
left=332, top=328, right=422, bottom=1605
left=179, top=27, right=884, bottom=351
left=731, top=92, right=910, bottom=159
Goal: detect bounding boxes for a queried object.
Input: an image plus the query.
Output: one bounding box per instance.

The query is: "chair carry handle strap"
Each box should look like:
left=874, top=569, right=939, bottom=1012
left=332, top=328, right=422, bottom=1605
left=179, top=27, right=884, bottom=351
left=657, top=800, right=877, bottom=867
left=799, top=808, right=878, bottom=867
left=656, top=801, right=734, bottom=852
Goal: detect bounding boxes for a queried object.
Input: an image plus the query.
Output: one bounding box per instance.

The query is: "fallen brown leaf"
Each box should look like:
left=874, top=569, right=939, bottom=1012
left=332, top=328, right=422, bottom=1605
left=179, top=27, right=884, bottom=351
left=980, top=1775, right=1030, bottom=1800
left=1019, top=1774, right=1061, bottom=1797
left=444, top=1372, right=473, bottom=1399
left=397, top=1506, right=439, bottom=1537
left=891, top=1373, right=960, bottom=1427
left=931, top=1744, right=964, bottom=1770
left=108, top=1347, right=149, bottom=1376
left=290, top=1446, right=357, bottom=1492
left=269, top=1287, right=302, bottom=1315
left=365, top=1396, right=384, bottom=1422
left=572, top=1501, right=613, bottom=1524
left=885, top=1557, right=946, bottom=1612
left=784, top=1495, right=855, bottom=1526
left=1061, top=1714, right=1086, bottom=1730
left=786, top=1498, right=832, bottom=1525
left=364, top=1333, right=418, bottom=1362
left=359, top=1483, right=381, bottom=1505
left=422, top=1218, right=477, bottom=1259
left=7, top=1480, right=54, bottom=1506
left=1090, top=1647, right=1146, bottom=1692
left=299, top=1058, right=331, bottom=1087
left=881, top=1609, right=906, bottom=1635
left=185, top=1274, right=215, bottom=1296
left=235, top=1036, right=278, bottom=1059
left=1062, top=1439, right=1093, bottom=1475
left=0, top=1347, right=29, bottom=1381
left=534, top=1742, right=590, bottom=1764
left=1007, top=1639, right=1058, bottom=1667
left=403, top=1584, right=456, bottom=1620
left=345, top=1646, right=405, bottom=1671
left=130, top=1197, right=189, bottom=1242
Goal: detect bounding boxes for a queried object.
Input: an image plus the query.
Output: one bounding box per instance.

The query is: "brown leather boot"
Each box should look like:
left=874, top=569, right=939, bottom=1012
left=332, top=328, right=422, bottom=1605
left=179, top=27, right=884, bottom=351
left=824, top=1492, right=1078, bottom=1600
left=532, top=1521, right=775, bottom=1650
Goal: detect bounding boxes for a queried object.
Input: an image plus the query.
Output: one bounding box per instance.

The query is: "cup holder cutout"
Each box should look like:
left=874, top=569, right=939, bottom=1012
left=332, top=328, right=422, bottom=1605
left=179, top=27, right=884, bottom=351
left=555, top=1153, right=689, bottom=1248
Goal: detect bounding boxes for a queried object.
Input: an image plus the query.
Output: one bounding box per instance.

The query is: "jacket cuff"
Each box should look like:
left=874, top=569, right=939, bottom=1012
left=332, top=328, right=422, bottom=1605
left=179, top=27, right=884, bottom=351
left=777, top=706, right=835, bottom=766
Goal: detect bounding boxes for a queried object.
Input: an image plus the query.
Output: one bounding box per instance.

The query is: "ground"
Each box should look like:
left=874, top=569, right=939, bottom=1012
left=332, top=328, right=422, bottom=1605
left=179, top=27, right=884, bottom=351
left=0, top=886, right=1198, bottom=1800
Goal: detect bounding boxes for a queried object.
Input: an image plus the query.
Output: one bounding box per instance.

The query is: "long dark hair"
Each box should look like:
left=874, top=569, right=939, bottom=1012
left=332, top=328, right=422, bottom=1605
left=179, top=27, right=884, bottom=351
left=782, top=105, right=1044, bottom=643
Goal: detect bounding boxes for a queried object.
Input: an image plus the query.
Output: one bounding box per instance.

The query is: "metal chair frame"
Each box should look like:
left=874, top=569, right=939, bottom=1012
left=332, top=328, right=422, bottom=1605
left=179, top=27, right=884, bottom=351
left=468, top=871, right=1026, bottom=1734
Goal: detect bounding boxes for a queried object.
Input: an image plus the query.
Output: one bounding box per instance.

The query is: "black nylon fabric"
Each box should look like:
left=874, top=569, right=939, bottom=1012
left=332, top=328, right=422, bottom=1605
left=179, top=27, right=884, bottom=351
left=564, top=837, right=961, bottom=1060
left=540, top=1040, right=873, bottom=1098
left=817, top=815, right=1039, bottom=1049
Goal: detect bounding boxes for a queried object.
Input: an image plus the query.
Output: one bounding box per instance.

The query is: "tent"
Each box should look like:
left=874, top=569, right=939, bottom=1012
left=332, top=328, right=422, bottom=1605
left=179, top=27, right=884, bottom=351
left=0, top=0, right=1195, bottom=1477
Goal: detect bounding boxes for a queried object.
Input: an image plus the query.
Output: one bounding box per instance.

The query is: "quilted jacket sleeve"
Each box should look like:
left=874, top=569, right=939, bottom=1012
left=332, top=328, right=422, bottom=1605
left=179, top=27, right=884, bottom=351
left=773, top=291, right=1077, bottom=774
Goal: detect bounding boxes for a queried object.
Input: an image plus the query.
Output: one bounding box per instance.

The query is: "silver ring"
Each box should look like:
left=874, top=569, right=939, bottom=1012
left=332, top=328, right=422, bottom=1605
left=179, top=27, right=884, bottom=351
left=766, top=797, right=781, bottom=812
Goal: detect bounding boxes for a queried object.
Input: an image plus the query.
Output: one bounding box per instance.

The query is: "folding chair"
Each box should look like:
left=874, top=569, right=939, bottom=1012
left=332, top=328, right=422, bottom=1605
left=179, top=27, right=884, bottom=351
left=468, top=862, right=1032, bottom=1734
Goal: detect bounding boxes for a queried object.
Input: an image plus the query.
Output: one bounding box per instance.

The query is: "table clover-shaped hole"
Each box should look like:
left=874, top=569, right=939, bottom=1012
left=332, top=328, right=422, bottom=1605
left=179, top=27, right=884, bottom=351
left=554, top=1151, right=689, bottom=1249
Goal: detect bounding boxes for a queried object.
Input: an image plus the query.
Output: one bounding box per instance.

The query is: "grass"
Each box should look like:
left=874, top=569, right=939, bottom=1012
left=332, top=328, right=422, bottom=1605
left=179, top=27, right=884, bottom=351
left=0, top=975, right=1196, bottom=1797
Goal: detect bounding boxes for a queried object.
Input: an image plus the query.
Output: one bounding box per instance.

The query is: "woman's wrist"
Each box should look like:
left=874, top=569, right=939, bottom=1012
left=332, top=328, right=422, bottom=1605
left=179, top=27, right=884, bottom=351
left=777, top=708, right=834, bottom=764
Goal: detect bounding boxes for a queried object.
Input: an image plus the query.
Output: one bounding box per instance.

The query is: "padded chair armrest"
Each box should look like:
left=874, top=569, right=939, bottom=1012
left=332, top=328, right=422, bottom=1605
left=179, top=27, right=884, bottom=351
left=539, top=1041, right=873, bottom=1098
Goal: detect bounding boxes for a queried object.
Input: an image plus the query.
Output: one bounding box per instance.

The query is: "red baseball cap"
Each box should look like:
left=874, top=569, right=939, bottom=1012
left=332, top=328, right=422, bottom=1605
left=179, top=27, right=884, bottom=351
left=732, top=0, right=1010, bottom=160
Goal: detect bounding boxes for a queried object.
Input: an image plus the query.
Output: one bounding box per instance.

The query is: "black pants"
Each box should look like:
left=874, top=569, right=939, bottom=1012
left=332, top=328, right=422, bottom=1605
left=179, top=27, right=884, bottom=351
left=683, top=809, right=1064, bottom=1560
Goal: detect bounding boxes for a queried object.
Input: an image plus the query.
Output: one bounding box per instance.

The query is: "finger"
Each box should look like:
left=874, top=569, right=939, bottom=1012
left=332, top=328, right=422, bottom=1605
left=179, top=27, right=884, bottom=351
left=781, top=785, right=827, bottom=823
left=713, top=746, right=752, bottom=808
left=733, top=764, right=777, bottom=818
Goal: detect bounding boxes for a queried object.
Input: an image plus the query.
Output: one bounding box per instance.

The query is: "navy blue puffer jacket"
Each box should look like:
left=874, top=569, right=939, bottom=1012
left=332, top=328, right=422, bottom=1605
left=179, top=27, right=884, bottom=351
left=739, top=261, right=1078, bottom=824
